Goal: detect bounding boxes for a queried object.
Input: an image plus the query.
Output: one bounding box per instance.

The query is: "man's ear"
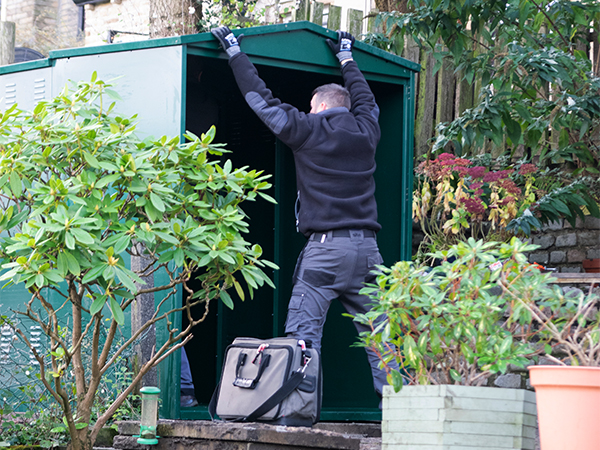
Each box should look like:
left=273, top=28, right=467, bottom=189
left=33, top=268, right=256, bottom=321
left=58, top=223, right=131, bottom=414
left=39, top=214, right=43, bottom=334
left=318, top=102, right=328, bottom=112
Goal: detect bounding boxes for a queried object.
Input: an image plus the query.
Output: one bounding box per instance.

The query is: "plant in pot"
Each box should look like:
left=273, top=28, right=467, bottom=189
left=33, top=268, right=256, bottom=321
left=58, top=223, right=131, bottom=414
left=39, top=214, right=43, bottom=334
left=503, top=274, right=600, bottom=450
left=353, top=238, right=545, bottom=450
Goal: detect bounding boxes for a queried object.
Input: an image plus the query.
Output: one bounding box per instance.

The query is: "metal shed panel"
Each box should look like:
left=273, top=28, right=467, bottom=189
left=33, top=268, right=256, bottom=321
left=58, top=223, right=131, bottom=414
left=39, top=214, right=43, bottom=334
left=51, top=45, right=184, bottom=138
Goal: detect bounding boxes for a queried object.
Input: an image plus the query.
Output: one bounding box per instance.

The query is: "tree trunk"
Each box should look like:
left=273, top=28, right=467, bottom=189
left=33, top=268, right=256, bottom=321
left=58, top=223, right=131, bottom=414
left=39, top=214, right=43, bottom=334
left=149, top=0, right=202, bottom=38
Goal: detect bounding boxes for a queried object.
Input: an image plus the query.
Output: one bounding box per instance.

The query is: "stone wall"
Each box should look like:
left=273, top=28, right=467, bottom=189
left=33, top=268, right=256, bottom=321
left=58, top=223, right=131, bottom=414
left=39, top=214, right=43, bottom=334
left=84, top=0, right=150, bottom=47
left=529, top=216, right=600, bottom=273
left=6, top=0, right=82, bottom=55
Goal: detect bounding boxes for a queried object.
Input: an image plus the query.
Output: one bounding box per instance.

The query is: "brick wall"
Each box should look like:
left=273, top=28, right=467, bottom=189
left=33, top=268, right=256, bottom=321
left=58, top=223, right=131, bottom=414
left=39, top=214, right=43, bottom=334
left=5, top=0, right=82, bottom=55
left=529, top=216, right=600, bottom=273
left=84, top=0, right=150, bottom=47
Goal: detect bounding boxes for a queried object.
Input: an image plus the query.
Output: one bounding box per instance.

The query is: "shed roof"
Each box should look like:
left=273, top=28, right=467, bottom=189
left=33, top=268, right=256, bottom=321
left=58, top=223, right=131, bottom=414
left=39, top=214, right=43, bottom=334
left=0, top=21, right=420, bottom=83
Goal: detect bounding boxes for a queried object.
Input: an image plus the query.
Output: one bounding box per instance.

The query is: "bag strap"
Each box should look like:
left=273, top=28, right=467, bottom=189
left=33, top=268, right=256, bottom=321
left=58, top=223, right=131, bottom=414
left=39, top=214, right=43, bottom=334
left=242, top=370, right=305, bottom=422
left=208, top=370, right=306, bottom=422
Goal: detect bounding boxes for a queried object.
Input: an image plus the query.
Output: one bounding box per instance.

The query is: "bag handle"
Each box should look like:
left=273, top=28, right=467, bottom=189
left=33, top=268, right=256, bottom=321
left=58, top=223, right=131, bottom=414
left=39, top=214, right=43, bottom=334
left=233, top=352, right=271, bottom=389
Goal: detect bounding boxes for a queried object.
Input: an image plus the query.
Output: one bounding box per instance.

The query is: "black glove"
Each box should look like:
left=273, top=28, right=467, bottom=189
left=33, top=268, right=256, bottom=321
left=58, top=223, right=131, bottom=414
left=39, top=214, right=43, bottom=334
left=326, top=31, right=355, bottom=64
left=211, top=26, right=243, bottom=58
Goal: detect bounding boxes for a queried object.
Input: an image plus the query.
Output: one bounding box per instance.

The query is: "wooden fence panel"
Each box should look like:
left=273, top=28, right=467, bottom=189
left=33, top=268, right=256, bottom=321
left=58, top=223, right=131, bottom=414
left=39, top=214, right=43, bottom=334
left=347, top=9, right=363, bottom=37
left=311, top=1, right=324, bottom=26
left=328, top=5, right=342, bottom=30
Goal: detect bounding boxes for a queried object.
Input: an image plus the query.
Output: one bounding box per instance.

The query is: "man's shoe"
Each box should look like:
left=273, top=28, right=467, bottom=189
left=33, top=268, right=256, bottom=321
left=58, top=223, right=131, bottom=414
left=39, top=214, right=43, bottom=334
left=180, top=395, right=198, bottom=408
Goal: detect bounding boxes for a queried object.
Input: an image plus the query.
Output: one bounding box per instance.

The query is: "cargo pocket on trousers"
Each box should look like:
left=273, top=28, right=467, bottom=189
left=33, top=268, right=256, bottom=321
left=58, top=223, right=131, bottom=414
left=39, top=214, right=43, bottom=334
left=284, top=291, right=306, bottom=334
left=301, top=269, right=336, bottom=287
left=365, top=253, right=384, bottom=285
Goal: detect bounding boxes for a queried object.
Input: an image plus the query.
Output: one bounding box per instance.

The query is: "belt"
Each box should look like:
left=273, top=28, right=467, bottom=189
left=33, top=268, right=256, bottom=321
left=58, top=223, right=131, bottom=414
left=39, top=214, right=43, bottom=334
left=310, top=229, right=376, bottom=241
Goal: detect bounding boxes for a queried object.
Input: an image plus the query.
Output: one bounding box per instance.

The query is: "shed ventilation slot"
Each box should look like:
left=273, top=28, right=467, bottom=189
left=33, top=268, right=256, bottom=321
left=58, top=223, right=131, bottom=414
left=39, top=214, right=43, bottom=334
left=34, top=78, right=46, bottom=102
left=5, top=83, right=16, bottom=106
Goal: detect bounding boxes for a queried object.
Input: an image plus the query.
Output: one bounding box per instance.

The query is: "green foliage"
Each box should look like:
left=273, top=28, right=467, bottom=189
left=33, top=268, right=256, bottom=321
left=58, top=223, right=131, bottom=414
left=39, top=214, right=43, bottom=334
left=0, top=373, right=68, bottom=448
left=353, top=238, right=548, bottom=392
left=509, top=279, right=600, bottom=366
left=369, top=0, right=600, bottom=179
left=0, top=73, right=276, bottom=449
left=413, top=152, right=599, bottom=261
left=198, top=0, right=261, bottom=31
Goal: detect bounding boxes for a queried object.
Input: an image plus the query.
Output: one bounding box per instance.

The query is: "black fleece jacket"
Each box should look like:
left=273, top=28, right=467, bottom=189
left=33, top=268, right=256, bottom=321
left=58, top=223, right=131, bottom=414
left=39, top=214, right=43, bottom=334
left=228, top=52, right=381, bottom=237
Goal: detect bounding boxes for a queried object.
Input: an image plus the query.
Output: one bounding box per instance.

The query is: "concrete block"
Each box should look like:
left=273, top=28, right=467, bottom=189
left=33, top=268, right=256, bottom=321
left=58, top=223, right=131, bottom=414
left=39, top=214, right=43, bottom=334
left=584, top=216, right=600, bottom=229
left=383, top=408, right=440, bottom=421
left=446, top=421, right=521, bottom=436
left=560, top=266, right=583, bottom=273
left=588, top=249, right=600, bottom=259
left=578, top=230, right=600, bottom=246
left=555, top=233, right=577, bottom=247
left=567, top=249, right=586, bottom=263
left=494, top=374, right=522, bottom=389
left=444, top=432, right=515, bottom=447
left=532, top=235, right=554, bottom=249
left=529, top=252, right=549, bottom=264
left=384, top=432, right=443, bottom=445
left=385, top=420, right=444, bottom=433
left=549, top=251, right=566, bottom=264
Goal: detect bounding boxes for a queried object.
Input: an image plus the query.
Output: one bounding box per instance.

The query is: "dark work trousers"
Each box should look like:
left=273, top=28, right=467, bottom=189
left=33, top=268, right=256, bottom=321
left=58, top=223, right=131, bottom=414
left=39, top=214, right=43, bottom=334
left=180, top=347, right=195, bottom=396
left=284, top=229, right=398, bottom=398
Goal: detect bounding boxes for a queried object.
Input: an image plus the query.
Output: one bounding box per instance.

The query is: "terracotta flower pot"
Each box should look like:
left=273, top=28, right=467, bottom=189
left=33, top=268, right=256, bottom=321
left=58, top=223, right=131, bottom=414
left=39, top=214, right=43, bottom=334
left=582, top=258, right=600, bottom=273
left=529, top=366, right=600, bottom=450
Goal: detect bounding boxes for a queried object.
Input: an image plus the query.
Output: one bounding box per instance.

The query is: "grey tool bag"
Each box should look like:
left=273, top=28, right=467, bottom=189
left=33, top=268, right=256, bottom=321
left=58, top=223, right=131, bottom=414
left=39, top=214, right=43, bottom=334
left=209, top=337, right=321, bottom=427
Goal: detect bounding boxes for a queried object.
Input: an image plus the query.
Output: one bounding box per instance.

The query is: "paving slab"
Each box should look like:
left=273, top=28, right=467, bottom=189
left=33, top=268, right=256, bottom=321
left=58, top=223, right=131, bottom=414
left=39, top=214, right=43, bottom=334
left=117, top=420, right=380, bottom=450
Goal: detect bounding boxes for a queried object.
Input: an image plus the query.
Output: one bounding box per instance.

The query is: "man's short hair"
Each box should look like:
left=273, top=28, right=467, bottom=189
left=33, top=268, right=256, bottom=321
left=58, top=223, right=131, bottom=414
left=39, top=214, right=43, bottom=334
left=312, top=84, right=351, bottom=110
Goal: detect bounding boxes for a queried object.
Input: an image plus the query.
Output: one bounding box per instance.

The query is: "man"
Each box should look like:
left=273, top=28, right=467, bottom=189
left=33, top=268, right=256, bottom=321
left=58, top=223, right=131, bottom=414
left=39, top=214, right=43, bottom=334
left=211, top=27, right=396, bottom=401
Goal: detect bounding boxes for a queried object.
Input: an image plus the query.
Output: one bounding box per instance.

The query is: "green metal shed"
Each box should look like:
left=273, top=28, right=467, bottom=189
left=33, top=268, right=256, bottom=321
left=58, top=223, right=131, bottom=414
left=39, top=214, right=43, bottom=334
left=0, top=21, right=419, bottom=422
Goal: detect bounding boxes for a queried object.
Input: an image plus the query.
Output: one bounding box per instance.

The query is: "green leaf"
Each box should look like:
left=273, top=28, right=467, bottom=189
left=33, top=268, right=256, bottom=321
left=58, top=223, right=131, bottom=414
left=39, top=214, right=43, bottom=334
left=150, top=192, right=165, bottom=212
left=65, top=232, right=75, bottom=250
left=390, top=370, right=404, bottom=393
left=71, top=228, right=95, bottom=245
left=75, top=422, right=88, bottom=430
left=233, top=279, right=245, bottom=301
left=115, top=267, right=139, bottom=293
left=65, top=251, right=81, bottom=276
left=90, top=295, right=107, bottom=316
left=449, top=369, right=462, bottom=382
left=113, top=234, right=131, bottom=254
left=57, top=252, right=68, bottom=277
left=9, top=171, right=22, bottom=197
left=95, top=173, right=120, bottom=189
left=83, top=152, right=100, bottom=168
left=109, top=297, right=125, bottom=325
left=82, top=264, right=106, bottom=284
left=220, top=289, right=234, bottom=310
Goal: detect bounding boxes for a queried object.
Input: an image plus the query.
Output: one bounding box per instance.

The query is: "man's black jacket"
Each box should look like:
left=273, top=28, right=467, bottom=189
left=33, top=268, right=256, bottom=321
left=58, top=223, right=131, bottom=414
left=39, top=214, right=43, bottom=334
left=228, top=52, right=381, bottom=237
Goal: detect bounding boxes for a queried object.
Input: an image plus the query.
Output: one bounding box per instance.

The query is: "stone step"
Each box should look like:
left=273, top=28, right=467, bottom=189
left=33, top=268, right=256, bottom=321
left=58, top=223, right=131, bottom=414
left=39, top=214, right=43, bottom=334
left=116, top=420, right=381, bottom=450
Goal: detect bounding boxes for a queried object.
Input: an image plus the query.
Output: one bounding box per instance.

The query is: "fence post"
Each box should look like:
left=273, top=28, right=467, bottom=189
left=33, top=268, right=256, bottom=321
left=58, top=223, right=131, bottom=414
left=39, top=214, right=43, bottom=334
left=296, top=0, right=310, bottom=21
left=0, top=21, right=15, bottom=66
left=327, top=5, right=342, bottom=30
left=311, top=1, right=324, bottom=26
left=415, top=48, right=436, bottom=158
left=347, top=8, right=363, bottom=37
left=436, top=55, right=455, bottom=126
